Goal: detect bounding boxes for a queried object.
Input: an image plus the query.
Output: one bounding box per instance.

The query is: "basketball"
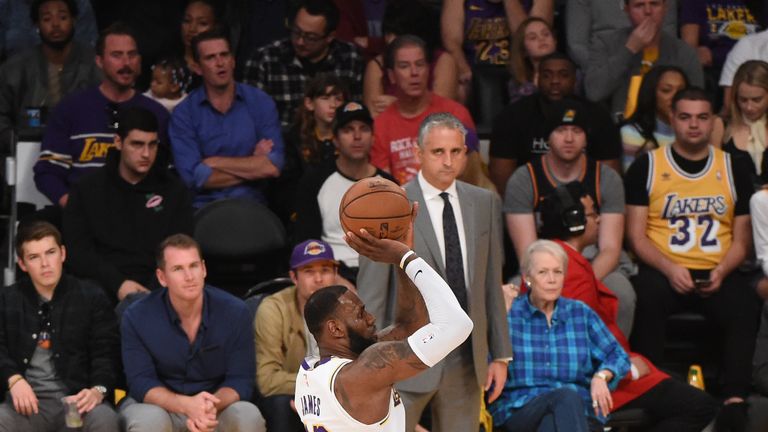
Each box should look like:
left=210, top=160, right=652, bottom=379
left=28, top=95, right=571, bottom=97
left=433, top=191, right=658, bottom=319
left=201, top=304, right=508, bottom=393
left=339, top=178, right=412, bottom=240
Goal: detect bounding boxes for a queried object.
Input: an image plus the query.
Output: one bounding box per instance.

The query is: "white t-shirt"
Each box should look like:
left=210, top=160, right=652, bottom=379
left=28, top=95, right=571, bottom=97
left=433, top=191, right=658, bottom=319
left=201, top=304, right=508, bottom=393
left=295, top=356, right=406, bottom=432
left=720, top=30, right=768, bottom=86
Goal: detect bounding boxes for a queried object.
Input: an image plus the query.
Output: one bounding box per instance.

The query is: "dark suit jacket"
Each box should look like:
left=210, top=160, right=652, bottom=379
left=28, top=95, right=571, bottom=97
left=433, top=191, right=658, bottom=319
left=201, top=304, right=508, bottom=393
left=357, top=177, right=512, bottom=391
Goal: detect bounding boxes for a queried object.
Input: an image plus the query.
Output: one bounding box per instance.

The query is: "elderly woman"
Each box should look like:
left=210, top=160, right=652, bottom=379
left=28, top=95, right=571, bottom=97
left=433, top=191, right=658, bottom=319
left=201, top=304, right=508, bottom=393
left=489, top=240, right=630, bottom=432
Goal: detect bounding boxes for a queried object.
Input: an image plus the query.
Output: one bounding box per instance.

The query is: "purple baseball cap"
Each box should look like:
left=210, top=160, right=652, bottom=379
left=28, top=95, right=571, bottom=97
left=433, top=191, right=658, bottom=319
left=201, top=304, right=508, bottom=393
left=290, top=240, right=337, bottom=269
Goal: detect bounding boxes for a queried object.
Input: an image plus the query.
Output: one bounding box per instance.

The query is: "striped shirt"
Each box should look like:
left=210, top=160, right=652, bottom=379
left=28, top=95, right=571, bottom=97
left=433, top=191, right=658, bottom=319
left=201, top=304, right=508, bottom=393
left=489, top=293, right=630, bottom=426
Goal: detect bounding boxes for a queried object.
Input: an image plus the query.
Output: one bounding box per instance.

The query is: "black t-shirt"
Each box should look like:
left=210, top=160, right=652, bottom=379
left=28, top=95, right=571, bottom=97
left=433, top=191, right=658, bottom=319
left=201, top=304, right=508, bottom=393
left=489, top=94, right=622, bottom=164
left=624, top=146, right=754, bottom=215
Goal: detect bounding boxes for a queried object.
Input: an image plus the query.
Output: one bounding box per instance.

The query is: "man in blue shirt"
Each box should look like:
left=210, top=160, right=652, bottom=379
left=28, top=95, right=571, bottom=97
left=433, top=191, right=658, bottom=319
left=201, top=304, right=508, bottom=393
left=119, top=233, right=265, bottom=432
left=170, top=29, right=284, bottom=208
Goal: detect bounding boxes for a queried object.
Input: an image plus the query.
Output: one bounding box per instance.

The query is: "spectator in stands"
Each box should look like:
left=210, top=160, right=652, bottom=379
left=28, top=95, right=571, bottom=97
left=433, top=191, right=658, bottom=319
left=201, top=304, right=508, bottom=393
left=370, top=35, right=493, bottom=191
left=441, top=0, right=553, bottom=101
left=32, top=23, right=169, bottom=211
left=268, top=74, right=348, bottom=229
left=566, top=0, right=678, bottom=70
left=289, top=74, right=349, bottom=171
left=293, top=102, right=396, bottom=284
left=143, top=57, right=191, bottom=113
left=584, top=0, right=703, bottom=122
left=625, top=87, right=760, bottom=429
left=181, top=0, right=217, bottom=70
left=0, top=0, right=97, bottom=60
left=63, top=107, right=193, bottom=307
left=489, top=239, right=630, bottom=432
left=253, top=239, right=339, bottom=432
left=0, top=221, right=119, bottom=431
left=680, top=0, right=759, bottom=76
left=507, top=17, right=556, bottom=103
left=170, top=29, right=284, bottom=209
left=120, top=234, right=266, bottom=432
left=0, top=0, right=101, bottom=151
left=621, top=65, right=689, bottom=170
left=720, top=28, right=768, bottom=116
left=504, top=98, right=635, bottom=337
left=243, top=0, right=364, bottom=128
left=723, top=60, right=768, bottom=183
left=535, top=182, right=718, bottom=431
left=358, top=112, right=512, bottom=432
left=755, top=304, right=768, bottom=395
left=489, top=53, right=621, bottom=196
left=179, top=0, right=218, bottom=91
left=363, top=0, right=457, bottom=117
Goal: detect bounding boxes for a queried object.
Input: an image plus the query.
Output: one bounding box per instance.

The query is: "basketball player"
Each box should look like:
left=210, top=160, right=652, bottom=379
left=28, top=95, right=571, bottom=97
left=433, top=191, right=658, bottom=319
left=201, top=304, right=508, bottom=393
left=295, top=207, right=474, bottom=431
left=625, top=87, right=760, bottom=427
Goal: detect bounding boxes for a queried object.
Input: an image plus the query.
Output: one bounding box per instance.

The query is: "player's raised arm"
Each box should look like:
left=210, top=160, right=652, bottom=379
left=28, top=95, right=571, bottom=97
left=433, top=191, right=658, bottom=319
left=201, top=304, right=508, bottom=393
left=343, top=226, right=474, bottom=388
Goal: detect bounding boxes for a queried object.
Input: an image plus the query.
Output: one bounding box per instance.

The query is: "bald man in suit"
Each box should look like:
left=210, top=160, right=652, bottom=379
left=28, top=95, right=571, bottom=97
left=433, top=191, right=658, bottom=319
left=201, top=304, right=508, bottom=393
left=357, top=113, right=512, bottom=432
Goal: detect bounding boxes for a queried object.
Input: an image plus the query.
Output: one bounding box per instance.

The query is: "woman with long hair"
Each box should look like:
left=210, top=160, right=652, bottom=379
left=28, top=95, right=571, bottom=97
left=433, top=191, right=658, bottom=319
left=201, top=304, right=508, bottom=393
left=507, top=17, right=557, bottom=103
left=723, top=60, right=768, bottom=182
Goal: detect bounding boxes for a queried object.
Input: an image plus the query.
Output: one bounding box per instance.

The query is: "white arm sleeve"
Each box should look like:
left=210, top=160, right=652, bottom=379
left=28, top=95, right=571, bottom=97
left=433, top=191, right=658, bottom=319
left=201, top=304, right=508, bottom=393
left=405, top=257, right=474, bottom=367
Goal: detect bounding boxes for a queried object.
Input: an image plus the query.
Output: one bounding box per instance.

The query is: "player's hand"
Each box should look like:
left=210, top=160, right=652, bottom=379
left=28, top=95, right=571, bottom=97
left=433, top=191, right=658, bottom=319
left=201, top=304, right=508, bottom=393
left=663, top=263, right=695, bottom=294
left=625, top=17, right=658, bottom=53
left=590, top=374, right=614, bottom=418
left=10, top=378, right=38, bottom=416
left=484, top=360, right=507, bottom=403
left=253, top=138, right=274, bottom=157
left=344, top=202, right=418, bottom=264
left=630, top=356, right=651, bottom=379
left=73, top=387, right=103, bottom=414
left=117, top=280, right=150, bottom=301
left=698, top=266, right=724, bottom=296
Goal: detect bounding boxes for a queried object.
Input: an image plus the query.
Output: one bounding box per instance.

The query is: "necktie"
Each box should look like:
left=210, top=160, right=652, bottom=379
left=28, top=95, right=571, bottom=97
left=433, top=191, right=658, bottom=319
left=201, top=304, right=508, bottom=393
left=440, top=192, right=467, bottom=310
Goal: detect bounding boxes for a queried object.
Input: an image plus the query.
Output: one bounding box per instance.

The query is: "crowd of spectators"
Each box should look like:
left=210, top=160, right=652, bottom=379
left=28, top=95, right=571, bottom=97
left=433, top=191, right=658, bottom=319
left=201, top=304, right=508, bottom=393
left=3, top=0, right=768, bottom=431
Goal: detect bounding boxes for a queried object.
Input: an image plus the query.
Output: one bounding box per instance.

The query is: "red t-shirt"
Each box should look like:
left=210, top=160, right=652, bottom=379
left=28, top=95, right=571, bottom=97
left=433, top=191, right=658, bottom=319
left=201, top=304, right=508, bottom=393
left=371, top=93, right=478, bottom=185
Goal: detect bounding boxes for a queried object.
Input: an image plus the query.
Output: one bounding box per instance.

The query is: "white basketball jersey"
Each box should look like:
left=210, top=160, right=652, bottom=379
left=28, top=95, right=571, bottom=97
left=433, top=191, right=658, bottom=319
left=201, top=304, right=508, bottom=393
left=295, top=356, right=406, bottom=432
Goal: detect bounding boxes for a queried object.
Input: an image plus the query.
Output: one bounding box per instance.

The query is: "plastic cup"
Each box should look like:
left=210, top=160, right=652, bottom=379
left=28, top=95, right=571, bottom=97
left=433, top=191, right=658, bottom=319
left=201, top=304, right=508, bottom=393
left=61, top=396, right=83, bottom=428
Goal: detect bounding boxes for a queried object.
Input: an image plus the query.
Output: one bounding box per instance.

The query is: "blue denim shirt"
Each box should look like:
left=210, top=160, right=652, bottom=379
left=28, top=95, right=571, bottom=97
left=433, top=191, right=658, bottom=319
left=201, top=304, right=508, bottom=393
left=121, top=285, right=255, bottom=402
left=170, top=82, right=285, bottom=207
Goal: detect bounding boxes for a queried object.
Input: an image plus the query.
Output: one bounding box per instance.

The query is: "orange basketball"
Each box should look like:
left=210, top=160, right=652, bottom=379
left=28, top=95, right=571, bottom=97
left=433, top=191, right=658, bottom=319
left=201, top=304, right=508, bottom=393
left=339, top=178, right=412, bottom=240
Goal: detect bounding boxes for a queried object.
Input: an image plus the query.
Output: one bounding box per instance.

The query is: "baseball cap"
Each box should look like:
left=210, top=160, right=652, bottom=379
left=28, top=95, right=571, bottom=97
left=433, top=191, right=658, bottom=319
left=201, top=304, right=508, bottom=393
left=290, top=240, right=337, bottom=269
left=545, top=98, right=591, bottom=138
left=334, top=101, right=373, bottom=134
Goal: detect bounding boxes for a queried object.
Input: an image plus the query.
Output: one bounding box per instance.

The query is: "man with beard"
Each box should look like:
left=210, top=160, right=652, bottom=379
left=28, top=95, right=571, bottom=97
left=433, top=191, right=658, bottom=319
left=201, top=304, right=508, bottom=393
left=357, top=113, right=511, bottom=432
left=0, top=0, right=100, bottom=152
left=33, top=22, right=168, bottom=212
left=296, top=204, right=474, bottom=431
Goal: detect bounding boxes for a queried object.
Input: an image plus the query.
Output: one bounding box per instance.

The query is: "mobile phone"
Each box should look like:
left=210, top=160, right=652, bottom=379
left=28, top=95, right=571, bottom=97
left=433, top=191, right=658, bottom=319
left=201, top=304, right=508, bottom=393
left=694, top=278, right=711, bottom=288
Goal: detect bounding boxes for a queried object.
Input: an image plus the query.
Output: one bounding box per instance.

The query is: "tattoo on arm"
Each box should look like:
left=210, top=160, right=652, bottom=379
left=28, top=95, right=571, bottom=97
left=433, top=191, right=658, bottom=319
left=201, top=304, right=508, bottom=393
left=364, top=342, right=428, bottom=373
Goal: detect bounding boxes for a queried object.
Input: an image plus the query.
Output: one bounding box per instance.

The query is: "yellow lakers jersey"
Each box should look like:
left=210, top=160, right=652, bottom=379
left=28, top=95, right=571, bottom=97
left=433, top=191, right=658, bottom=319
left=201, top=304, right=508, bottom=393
left=646, top=146, right=736, bottom=269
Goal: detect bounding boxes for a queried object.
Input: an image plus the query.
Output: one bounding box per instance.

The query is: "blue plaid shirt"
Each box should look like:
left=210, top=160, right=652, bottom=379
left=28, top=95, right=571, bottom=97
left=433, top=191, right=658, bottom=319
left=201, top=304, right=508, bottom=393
left=489, top=293, right=630, bottom=426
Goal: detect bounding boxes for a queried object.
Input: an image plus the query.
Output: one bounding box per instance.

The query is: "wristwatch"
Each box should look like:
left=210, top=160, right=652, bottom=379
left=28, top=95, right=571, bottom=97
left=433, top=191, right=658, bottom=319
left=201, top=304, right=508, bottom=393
left=594, top=371, right=610, bottom=382
left=93, top=385, right=107, bottom=396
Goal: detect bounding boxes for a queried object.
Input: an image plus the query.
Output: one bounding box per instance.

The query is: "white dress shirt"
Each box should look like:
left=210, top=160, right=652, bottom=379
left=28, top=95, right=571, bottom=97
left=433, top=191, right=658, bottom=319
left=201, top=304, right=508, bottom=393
left=417, top=171, right=470, bottom=289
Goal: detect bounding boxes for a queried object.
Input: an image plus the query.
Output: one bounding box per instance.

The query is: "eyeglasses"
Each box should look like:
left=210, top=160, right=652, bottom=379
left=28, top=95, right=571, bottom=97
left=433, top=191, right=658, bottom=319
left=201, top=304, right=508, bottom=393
left=106, top=103, right=120, bottom=131
left=289, top=27, right=327, bottom=43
